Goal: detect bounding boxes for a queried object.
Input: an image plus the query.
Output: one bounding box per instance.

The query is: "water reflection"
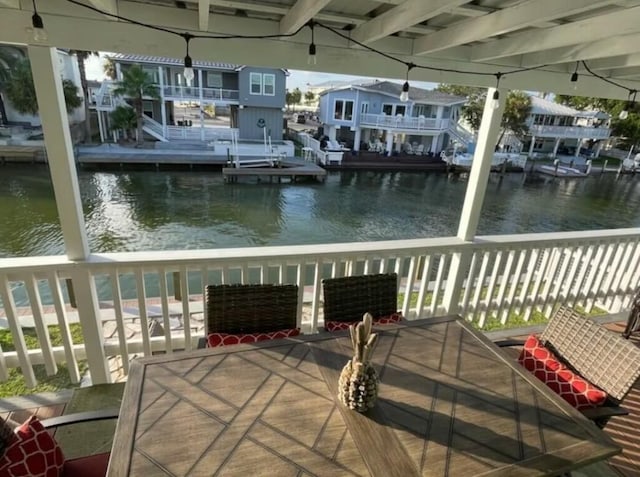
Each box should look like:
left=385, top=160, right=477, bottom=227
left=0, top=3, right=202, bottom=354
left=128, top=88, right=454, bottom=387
left=1, top=165, right=640, bottom=260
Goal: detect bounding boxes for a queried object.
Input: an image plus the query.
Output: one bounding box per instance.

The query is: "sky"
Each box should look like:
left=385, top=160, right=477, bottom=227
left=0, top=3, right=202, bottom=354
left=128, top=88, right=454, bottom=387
left=84, top=54, right=439, bottom=91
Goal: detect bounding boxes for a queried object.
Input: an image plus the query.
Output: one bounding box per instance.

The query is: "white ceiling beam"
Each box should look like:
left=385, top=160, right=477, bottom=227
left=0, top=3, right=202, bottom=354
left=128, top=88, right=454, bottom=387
left=605, top=66, right=640, bottom=78
left=85, top=0, right=117, bottom=16
left=351, top=0, right=469, bottom=44
left=0, top=0, right=19, bottom=8
left=472, top=6, right=640, bottom=61
left=518, top=32, right=640, bottom=67
left=587, top=54, right=640, bottom=71
left=198, top=0, right=211, bottom=31
left=414, top=0, right=607, bottom=55
left=279, top=0, right=332, bottom=34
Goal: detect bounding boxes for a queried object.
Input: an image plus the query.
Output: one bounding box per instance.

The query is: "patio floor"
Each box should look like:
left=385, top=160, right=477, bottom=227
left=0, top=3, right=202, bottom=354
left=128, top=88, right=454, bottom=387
left=0, top=322, right=638, bottom=475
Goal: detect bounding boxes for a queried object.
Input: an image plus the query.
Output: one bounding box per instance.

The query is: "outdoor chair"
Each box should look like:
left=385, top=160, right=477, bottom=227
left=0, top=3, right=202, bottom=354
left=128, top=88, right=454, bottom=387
left=623, top=286, right=640, bottom=338
left=415, top=144, right=425, bottom=155
left=497, top=306, right=640, bottom=428
left=0, top=409, right=119, bottom=477
left=201, top=283, right=300, bottom=347
left=322, top=273, right=402, bottom=332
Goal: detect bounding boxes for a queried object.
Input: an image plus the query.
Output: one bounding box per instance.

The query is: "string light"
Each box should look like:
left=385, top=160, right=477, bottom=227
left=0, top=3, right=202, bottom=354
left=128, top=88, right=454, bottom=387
left=182, top=33, right=194, bottom=83
left=491, top=73, right=502, bottom=109
left=570, top=62, right=579, bottom=90
left=400, top=63, right=414, bottom=102
left=60, top=0, right=640, bottom=106
left=31, top=0, right=47, bottom=42
left=308, top=20, right=317, bottom=65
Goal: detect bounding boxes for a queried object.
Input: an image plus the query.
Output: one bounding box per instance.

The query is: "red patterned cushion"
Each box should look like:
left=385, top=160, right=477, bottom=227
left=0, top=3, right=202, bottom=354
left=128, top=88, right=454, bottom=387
left=325, top=312, right=403, bottom=332
left=207, top=328, right=300, bottom=347
left=0, top=416, right=65, bottom=477
left=62, top=452, right=110, bottom=477
left=518, top=335, right=608, bottom=410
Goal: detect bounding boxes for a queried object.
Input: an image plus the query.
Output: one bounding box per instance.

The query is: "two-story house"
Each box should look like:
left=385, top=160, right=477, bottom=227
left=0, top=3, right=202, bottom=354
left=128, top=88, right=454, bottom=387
left=93, top=54, right=287, bottom=144
left=520, top=95, right=611, bottom=158
left=318, top=81, right=469, bottom=155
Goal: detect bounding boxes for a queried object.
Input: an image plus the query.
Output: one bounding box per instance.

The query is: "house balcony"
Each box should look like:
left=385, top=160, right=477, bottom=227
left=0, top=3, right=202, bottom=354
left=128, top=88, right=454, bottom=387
left=529, top=124, right=611, bottom=140
left=162, top=85, right=239, bottom=103
left=360, top=114, right=450, bottom=132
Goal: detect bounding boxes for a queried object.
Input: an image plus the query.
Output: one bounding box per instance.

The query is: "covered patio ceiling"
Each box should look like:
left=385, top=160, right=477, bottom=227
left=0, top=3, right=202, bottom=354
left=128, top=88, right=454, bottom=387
left=2, top=0, right=640, bottom=98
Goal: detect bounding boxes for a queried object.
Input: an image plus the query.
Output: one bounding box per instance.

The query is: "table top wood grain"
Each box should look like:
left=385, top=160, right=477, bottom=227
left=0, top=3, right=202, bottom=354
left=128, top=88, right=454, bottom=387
left=108, top=316, right=620, bottom=477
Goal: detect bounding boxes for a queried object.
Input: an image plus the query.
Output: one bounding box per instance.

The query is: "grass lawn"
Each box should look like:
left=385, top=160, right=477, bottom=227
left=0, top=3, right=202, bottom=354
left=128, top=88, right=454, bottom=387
left=0, top=324, right=87, bottom=398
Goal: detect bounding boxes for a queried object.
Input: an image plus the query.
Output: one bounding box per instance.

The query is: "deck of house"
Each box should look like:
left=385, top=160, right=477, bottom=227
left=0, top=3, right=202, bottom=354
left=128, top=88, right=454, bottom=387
left=0, top=320, right=638, bottom=476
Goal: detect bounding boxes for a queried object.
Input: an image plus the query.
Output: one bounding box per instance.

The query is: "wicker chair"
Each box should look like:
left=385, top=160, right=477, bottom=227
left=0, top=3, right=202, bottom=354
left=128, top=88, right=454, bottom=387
left=623, top=287, right=640, bottom=338
left=499, top=306, right=640, bottom=428
left=322, top=273, right=399, bottom=325
left=205, top=283, right=299, bottom=335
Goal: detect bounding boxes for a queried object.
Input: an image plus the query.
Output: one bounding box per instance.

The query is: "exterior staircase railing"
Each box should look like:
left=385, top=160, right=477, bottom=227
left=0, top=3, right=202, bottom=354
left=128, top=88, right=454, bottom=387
left=142, top=116, right=168, bottom=142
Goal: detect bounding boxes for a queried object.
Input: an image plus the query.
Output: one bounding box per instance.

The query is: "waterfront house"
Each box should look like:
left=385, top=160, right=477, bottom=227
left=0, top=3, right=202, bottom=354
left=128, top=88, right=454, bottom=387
left=94, top=54, right=287, bottom=144
left=519, top=95, right=612, bottom=158
left=1, top=1, right=640, bottom=473
left=318, top=80, right=468, bottom=155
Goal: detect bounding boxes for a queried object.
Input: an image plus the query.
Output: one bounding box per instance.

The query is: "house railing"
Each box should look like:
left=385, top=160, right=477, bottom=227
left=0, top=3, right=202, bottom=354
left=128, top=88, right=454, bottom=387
left=529, top=124, right=611, bottom=139
left=165, top=126, right=238, bottom=141
left=1, top=228, right=639, bottom=386
left=162, top=85, right=239, bottom=102
left=360, top=114, right=450, bottom=131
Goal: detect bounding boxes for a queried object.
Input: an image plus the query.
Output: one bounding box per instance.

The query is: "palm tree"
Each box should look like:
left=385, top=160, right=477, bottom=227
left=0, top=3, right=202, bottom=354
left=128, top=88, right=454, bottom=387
left=70, top=50, right=99, bottom=142
left=103, top=57, right=116, bottom=80
left=113, top=65, right=159, bottom=145
left=0, top=47, right=24, bottom=126
left=4, top=58, right=82, bottom=115
left=110, top=105, right=136, bottom=141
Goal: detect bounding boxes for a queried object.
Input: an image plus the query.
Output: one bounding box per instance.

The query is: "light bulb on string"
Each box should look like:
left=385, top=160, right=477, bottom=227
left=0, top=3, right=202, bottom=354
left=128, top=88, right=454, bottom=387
left=491, top=73, right=502, bottom=109
left=570, top=62, right=579, bottom=90
left=307, top=21, right=317, bottom=65
left=31, top=0, right=47, bottom=42
left=619, top=90, right=636, bottom=120
left=182, top=33, right=195, bottom=84
left=400, top=63, right=414, bottom=102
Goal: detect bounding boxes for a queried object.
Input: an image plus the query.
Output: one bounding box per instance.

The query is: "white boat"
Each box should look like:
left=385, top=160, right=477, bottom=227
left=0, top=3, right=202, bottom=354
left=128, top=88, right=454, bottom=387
left=441, top=151, right=525, bottom=170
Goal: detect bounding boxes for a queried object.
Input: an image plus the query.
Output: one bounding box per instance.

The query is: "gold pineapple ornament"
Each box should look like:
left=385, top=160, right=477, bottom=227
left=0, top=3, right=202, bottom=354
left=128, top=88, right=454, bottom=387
left=338, top=313, right=379, bottom=412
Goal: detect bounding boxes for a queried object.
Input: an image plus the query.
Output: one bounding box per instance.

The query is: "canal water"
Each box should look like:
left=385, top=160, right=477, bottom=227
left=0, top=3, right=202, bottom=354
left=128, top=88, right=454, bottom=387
left=2, top=164, right=640, bottom=259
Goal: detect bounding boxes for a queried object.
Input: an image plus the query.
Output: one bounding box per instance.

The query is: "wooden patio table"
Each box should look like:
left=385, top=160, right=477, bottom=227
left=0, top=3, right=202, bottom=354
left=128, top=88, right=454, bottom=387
left=107, top=316, right=620, bottom=476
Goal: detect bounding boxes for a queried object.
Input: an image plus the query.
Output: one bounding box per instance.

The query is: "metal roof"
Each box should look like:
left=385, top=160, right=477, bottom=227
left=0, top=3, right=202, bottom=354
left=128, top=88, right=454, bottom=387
left=321, top=80, right=467, bottom=105
left=108, top=53, right=240, bottom=70
left=3, top=0, right=640, bottom=99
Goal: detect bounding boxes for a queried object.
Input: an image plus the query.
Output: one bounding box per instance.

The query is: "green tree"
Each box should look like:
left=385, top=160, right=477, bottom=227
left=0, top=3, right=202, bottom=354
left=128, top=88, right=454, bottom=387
left=0, top=47, right=24, bottom=125
left=437, top=84, right=532, bottom=144
left=112, top=65, right=159, bottom=145
left=103, top=57, right=117, bottom=80
left=291, top=87, right=302, bottom=106
left=70, top=50, right=99, bottom=142
left=304, top=90, right=315, bottom=105
left=4, top=58, right=82, bottom=116
left=109, top=105, right=136, bottom=141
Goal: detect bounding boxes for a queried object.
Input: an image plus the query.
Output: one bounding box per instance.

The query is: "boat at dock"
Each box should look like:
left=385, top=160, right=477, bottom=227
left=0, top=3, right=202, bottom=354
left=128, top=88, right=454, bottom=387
left=441, top=151, right=527, bottom=171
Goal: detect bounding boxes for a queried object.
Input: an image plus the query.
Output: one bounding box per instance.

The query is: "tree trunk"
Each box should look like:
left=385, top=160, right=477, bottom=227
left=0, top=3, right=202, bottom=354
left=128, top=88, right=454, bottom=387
left=76, top=55, right=92, bottom=143
left=496, top=128, right=506, bottom=150
left=135, top=97, right=143, bottom=146
left=0, top=93, right=8, bottom=126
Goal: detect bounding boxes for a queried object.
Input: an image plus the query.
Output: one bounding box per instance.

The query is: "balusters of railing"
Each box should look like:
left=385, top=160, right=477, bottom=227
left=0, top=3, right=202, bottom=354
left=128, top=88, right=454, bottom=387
left=470, top=251, right=491, bottom=324
left=498, top=249, right=522, bottom=324
left=459, top=252, right=478, bottom=318
left=569, top=245, right=594, bottom=309
left=108, top=271, right=129, bottom=374
left=586, top=243, right=616, bottom=312
left=537, top=247, right=560, bottom=317
left=515, top=249, right=538, bottom=317
left=0, top=277, right=35, bottom=386
left=177, top=266, right=192, bottom=351
left=481, top=251, right=504, bottom=326
left=495, top=249, right=516, bottom=324
left=431, top=254, right=448, bottom=317
left=606, top=240, right=637, bottom=311
left=47, top=271, right=80, bottom=383
left=619, top=241, right=640, bottom=309
left=401, top=256, right=418, bottom=318
left=310, top=260, right=322, bottom=331
left=545, top=246, right=576, bottom=317
left=296, top=264, right=304, bottom=330
left=157, top=268, right=173, bottom=354
left=599, top=241, right=627, bottom=308
left=415, top=255, right=432, bottom=319
left=23, top=276, right=57, bottom=376
left=560, top=245, right=583, bottom=309
left=134, top=269, right=152, bottom=356
left=578, top=244, right=605, bottom=310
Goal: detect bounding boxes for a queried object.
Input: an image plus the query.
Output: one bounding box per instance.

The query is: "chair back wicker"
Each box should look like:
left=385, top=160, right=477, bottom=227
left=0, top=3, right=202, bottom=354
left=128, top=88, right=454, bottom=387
left=205, top=284, right=298, bottom=334
left=322, top=273, right=398, bottom=323
left=623, top=287, right=640, bottom=338
left=540, top=306, right=640, bottom=403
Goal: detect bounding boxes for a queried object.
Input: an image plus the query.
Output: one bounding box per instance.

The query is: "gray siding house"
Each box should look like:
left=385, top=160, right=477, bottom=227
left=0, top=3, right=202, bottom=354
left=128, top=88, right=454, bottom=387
left=93, top=54, right=287, bottom=143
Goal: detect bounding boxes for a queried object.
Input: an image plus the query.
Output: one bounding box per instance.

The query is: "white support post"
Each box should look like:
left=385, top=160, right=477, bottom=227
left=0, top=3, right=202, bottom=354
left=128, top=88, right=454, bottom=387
left=552, top=137, right=561, bottom=157
left=97, top=110, right=105, bottom=143
left=353, top=128, right=362, bottom=151
left=198, top=69, right=205, bottom=141
left=385, top=131, right=394, bottom=154
left=442, top=88, right=506, bottom=315
left=29, top=46, right=110, bottom=384
left=159, top=66, right=167, bottom=138
left=528, top=135, right=536, bottom=156
left=575, top=138, right=582, bottom=157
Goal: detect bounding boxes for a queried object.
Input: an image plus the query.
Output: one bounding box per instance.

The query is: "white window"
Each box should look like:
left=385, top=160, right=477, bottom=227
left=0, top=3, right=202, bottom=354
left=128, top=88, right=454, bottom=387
left=142, top=66, right=159, bottom=83
left=250, top=73, right=262, bottom=95
left=207, top=72, right=222, bottom=88
left=263, top=74, right=275, bottom=96
left=334, top=100, right=354, bottom=121
left=361, top=102, right=369, bottom=114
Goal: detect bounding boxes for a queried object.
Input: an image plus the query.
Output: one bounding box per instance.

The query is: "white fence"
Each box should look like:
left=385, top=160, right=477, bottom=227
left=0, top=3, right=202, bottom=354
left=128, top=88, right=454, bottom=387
left=0, top=228, right=639, bottom=386
left=360, top=114, right=450, bottom=131
left=163, top=85, right=239, bottom=102
left=528, top=125, right=611, bottom=139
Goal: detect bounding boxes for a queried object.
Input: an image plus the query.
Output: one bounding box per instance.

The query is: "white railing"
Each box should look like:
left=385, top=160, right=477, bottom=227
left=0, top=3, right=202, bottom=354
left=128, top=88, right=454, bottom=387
left=529, top=124, right=611, bottom=139
left=360, top=114, right=449, bottom=131
left=448, top=121, right=476, bottom=145
left=165, top=126, right=238, bottom=141
left=1, top=228, right=639, bottom=386
left=163, top=85, right=239, bottom=102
